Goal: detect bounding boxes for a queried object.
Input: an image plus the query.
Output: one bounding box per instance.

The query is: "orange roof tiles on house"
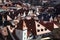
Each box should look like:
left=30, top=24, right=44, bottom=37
left=16, top=18, right=56, bottom=36
left=17, top=20, right=23, bottom=30
left=40, top=21, right=54, bottom=31
left=25, top=18, right=36, bottom=35
left=17, top=19, right=27, bottom=30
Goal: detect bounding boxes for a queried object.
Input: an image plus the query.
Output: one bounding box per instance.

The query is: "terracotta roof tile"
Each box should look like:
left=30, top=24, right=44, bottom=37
left=40, top=21, right=54, bottom=31
left=25, top=18, right=36, bottom=35
left=17, top=20, right=24, bottom=30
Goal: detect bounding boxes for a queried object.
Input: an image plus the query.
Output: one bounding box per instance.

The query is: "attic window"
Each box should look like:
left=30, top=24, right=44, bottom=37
left=45, top=28, right=47, bottom=31
left=41, top=29, right=43, bottom=31
left=37, top=24, right=40, bottom=27
left=37, top=29, right=40, bottom=32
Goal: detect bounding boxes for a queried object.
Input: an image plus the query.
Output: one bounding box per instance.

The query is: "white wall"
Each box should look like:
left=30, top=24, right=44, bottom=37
left=54, top=24, right=59, bottom=28
left=35, top=21, right=51, bottom=35
left=23, top=30, right=27, bottom=40
left=15, top=29, right=27, bottom=40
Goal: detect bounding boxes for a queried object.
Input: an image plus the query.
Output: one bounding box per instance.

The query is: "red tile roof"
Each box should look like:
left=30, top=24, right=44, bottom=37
left=40, top=21, right=54, bottom=31
left=17, top=20, right=24, bottom=30
left=25, top=18, right=36, bottom=35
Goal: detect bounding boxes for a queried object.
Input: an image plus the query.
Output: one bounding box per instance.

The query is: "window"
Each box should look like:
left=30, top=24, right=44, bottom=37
left=24, top=37, right=25, bottom=39
left=45, top=28, right=47, bottom=31
left=24, top=33, right=26, bottom=35
left=37, top=29, right=40, bottom=32
left=37, top=24, right=40, bottom=27
left=41, top=29, right=43, bottom=31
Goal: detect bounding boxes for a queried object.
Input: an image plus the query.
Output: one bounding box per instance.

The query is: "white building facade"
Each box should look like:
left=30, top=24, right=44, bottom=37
left=15, top=21, right=28, bottom=40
